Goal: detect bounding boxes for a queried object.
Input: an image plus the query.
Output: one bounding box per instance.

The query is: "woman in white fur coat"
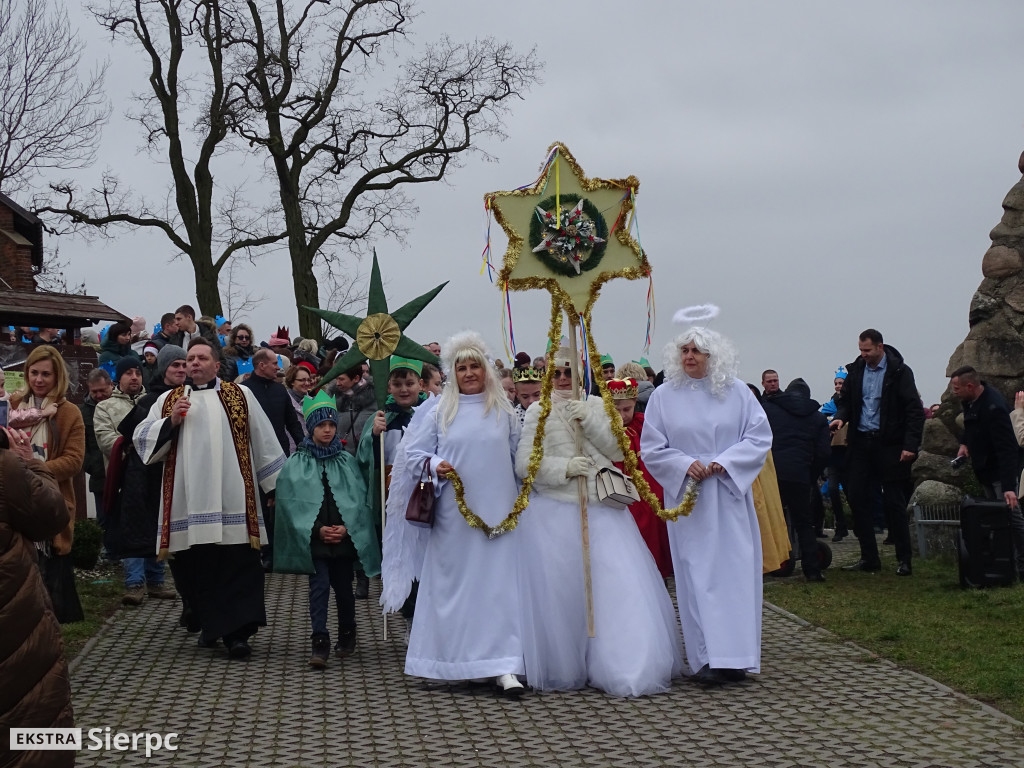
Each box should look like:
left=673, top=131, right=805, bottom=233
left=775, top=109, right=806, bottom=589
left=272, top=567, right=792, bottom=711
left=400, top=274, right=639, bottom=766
left=514, top=349, right=682, bottom=697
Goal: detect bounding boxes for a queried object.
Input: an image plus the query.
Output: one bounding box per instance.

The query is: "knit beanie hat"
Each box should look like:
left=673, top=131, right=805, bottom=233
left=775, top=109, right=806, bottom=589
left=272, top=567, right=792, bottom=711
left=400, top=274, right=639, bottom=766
left=115, top=356, right=143, bottom=383
left=302, top=390, right=338, bottom=432
left=156, top=344, right=187, bottom=379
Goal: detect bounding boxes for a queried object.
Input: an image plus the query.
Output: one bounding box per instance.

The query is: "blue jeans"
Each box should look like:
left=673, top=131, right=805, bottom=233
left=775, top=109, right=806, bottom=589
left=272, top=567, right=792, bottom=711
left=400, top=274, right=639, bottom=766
left=308, top=557, right=355, bottom=637
left=123, top=557, right=165, bottom=588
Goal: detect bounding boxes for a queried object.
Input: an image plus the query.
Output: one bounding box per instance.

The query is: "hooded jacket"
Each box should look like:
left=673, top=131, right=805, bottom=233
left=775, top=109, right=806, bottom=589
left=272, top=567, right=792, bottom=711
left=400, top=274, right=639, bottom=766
left=834, top=344, right=924, bottom=454
left=97, top=333, right=141, bottom=367
left=761, top=378, right=831, bottom=484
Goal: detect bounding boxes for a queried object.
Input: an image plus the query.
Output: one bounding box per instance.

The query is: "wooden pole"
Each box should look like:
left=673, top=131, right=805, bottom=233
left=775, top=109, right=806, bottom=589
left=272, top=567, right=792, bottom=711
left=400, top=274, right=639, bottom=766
left=380, top=435, right=388, bottom=642
left=567, top=319, right=596, bottom=638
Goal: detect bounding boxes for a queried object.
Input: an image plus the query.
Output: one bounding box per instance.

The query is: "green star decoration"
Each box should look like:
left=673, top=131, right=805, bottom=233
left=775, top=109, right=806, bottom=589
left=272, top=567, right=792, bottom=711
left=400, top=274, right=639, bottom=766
left=307, top=252, right=447, bottom=408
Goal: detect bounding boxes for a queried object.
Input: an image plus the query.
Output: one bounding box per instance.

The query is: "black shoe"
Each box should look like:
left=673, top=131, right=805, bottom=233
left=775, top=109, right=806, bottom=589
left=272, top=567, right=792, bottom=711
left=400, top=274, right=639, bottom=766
left=896, top=562, right=913, bottom=576
left=309, top=634, right=330, bottom=669
left=354, top=573, right=369, bottom=600
left=832, top=531, right=848, bottom=543
left=692, top=664, right=725, bottom=687
left=335, top=628, right=357, bottom=658
left=197, top=631, right=219, bottom=648
left=843, top=559, right=881, bottom=572
left=227, top=639, right=252, bottom=659
left=718, top=668, right=747, bottom=683
left=805, top=572, right=826, bottom=583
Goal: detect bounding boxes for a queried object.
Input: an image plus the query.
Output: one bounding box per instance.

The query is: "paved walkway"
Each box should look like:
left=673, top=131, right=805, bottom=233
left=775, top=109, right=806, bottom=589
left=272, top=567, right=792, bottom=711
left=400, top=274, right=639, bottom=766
left=68, top=547, right=1024, bottom=768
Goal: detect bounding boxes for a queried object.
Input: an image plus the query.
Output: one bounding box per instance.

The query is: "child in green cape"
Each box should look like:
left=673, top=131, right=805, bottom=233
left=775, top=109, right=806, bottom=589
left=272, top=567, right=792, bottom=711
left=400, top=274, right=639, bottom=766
left=274, top=390, right=381, bottom=668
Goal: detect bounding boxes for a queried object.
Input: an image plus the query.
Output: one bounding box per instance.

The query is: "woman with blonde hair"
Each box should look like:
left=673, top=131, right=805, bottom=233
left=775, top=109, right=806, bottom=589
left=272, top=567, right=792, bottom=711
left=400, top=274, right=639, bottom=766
left=515, top=352, right=680, bottom=697
left=9, top=344, right=86, bottom=622
left=399, top=331, right=526, bottom=697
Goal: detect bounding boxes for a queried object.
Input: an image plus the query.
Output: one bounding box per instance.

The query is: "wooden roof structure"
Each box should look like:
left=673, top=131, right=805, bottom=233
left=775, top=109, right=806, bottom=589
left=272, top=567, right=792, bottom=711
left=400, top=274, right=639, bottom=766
left=0, top=289, right=128, bottom=329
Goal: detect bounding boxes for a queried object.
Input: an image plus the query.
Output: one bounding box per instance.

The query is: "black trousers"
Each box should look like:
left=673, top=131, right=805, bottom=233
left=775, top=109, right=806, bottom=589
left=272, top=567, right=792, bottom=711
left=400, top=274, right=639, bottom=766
left=827, top=447, right=849, bottom=534
left=172, top=544, right=266, bottom=642
left=777, top=479, right=820, bottom=576
left=846, top=438, right=913, bottom=564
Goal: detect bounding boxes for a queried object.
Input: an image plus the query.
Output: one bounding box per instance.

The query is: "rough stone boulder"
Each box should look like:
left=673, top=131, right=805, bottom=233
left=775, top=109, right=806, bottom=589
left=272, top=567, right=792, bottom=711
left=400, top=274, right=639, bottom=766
left=914, top=152, right=1024, bottom=502
left=908, top=480, right=965, bottom=508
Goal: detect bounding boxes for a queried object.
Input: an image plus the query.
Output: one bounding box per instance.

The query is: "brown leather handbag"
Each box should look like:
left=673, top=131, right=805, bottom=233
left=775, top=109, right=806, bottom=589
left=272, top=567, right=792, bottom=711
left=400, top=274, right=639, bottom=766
left=405, top=458, right=435, bottom=528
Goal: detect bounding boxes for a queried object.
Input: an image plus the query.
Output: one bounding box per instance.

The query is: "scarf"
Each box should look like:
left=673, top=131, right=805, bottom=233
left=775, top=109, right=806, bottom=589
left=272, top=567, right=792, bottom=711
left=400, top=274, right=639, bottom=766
left=14, top=394, right=56, bottom=461
left=300, top=435, right=344, bottom=459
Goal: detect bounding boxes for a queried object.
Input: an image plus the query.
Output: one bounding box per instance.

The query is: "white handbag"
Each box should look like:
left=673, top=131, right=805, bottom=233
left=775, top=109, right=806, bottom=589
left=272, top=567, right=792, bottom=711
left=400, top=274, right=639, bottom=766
left=595, top=466, right=641, bottom=508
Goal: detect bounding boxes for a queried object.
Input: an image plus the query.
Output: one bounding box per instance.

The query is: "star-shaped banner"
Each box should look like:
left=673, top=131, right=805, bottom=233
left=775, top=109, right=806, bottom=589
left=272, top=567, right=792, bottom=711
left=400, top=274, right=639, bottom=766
left=307, top=252, right=447, bottom=408
left=487, top=142, right=651, bottom=322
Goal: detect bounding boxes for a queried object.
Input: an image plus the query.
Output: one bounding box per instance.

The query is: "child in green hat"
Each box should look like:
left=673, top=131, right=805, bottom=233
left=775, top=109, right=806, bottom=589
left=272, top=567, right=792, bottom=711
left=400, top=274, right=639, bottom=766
left=274, top=390, right=381, bottom=668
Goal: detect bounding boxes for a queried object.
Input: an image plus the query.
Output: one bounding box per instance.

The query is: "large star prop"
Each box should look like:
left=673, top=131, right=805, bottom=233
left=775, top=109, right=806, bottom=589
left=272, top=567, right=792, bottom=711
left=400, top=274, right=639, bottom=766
left=307, top=252, right=447, bottom=408
left=487, top=142, right=651, bottom=323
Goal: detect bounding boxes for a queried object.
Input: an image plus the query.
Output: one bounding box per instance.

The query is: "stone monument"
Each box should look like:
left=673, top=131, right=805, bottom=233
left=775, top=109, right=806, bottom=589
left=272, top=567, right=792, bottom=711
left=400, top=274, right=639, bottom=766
left=912, top=151, right=1024, bottom=506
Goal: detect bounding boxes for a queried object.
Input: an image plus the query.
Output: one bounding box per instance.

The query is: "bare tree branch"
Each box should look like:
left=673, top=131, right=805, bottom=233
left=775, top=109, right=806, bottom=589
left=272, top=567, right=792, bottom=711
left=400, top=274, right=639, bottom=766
left=222, top=0, right=540, bottom=337
left=0, top=0, right=110, bottom=195
left=33, top=0, right=286, bottom=317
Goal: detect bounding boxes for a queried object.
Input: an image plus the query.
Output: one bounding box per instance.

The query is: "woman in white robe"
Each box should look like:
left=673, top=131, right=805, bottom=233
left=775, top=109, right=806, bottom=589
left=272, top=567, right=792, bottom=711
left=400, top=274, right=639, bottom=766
left=641, top=326, right=772, bottom=686
left=401, top=332, right=526, bottom=697
left=515, top=352, right=682, bottom=697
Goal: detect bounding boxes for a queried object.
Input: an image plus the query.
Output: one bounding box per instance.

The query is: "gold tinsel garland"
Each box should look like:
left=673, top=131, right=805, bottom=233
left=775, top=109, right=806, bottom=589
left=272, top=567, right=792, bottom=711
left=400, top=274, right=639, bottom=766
left=445, top=296, right=563, bottom=538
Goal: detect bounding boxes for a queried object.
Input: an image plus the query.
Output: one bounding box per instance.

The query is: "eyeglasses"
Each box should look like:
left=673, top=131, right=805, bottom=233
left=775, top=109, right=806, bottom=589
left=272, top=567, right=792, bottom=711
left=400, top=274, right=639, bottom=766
left=235, top=334, right=250, bottom=341
left=552, top=369, right=571, bottom=379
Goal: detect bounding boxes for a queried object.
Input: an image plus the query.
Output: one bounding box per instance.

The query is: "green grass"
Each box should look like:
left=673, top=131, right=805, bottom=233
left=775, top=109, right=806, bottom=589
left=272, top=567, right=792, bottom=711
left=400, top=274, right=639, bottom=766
left=766, top=555, right=1024, bottom=722
left=61, top=562, right=124, bottom=660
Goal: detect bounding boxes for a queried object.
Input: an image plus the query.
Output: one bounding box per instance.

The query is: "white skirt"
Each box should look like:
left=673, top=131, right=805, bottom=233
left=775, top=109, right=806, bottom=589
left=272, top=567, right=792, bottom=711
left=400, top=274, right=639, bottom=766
left=517, top=492, right=683, bottom=697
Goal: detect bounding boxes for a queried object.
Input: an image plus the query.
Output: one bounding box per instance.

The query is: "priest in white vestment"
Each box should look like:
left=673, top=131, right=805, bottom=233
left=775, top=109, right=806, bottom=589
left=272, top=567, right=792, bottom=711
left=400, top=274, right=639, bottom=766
left=641, top=323, right=772, bottom=685
left=134, top=338, right=286, bottom=659
left=399, top=331, right=527, bottom=698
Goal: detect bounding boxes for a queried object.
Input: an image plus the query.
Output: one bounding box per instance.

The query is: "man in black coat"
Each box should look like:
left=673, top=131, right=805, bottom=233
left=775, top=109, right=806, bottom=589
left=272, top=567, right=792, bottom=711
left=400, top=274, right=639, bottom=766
left=241, top=348, right=305, bottom=570
left=763, top=378, right=831, bottom=581
left=831, top=329, right=924, bottom=576
left=951, top=366, right=1024, bottom=578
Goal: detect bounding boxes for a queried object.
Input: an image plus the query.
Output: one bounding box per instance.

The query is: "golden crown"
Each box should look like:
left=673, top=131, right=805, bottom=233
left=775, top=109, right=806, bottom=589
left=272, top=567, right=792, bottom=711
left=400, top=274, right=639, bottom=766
left=607, top=377, right=639, bottom=400
left=513, top=367, right=543, bottom=383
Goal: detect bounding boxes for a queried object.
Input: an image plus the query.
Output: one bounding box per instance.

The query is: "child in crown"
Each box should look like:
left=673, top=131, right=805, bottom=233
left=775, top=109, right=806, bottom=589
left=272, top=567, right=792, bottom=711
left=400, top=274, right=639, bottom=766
left=273, top=390, right=381, bottom=668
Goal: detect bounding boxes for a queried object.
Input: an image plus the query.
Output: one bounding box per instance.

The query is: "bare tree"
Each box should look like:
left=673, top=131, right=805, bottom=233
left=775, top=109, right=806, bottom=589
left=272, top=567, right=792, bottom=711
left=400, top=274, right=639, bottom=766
left=36, top=0, right=285, bottom=317
left=316, top=253, right=368, bottom=340
left=219, top=253, right=267, bottom=323
left=0, top=0, right=110, bottom=195
left=34, top=248, right=88, bottom=295
left=225, top=0, right=540, bottom=338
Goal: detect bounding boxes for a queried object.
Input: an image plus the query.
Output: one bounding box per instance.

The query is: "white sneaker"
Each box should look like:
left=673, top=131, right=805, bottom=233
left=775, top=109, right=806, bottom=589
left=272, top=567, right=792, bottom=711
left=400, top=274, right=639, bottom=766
left=496, top=673, right=525, bottom=698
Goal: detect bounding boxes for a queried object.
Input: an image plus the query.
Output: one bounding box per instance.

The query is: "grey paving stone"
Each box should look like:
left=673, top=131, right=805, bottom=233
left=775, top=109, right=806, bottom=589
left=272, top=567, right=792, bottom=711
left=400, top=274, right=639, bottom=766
left=67, top=563, right=1024, bottom=768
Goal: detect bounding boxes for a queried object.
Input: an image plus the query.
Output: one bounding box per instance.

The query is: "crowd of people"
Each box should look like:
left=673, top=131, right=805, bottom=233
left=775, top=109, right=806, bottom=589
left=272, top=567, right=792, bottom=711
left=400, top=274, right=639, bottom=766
left=4, top=301, right=1024, bottom=733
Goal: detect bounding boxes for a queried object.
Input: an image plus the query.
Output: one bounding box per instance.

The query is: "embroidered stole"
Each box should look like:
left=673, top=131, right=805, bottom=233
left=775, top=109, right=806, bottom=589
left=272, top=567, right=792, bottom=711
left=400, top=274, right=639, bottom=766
left=158, top=382, right=261, bottom=559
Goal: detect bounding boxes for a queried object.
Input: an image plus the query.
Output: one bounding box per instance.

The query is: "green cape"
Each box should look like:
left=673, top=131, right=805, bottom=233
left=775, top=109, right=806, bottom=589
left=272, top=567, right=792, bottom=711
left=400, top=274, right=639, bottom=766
left=274, top=448, right=382, bottom=577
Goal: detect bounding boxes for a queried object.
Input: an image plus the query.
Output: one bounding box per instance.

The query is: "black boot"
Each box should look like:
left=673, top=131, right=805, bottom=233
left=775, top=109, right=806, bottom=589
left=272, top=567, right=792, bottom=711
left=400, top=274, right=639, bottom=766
left=309, top=634, right=330, bottom=669
left=335, top=627, right=357, bottom=658
left=354, top=571, right=369, bottom=600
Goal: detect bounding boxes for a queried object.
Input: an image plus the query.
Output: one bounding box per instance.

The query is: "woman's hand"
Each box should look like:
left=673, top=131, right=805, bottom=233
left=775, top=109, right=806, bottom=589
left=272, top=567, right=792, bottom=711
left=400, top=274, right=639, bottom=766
left=4, top=427, right=33, bottom=461
left=708, top=461, right=726, bottom=477
left=686, top=460, right=709, bottom=480
left=565, top=456, right=594, bottom=478
left=436, top=460, right=454, bottom=478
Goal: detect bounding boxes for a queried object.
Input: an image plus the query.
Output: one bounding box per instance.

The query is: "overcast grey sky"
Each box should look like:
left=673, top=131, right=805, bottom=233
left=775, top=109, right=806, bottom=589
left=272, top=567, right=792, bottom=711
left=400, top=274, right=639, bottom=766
left=54, top=0, right=1024, bottom=405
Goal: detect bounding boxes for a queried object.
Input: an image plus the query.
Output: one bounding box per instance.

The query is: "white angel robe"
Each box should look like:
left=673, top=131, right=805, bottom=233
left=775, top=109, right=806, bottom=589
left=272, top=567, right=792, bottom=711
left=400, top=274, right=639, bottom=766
left=401, top=393, right=525, bottom=680
left=514, top=395, right=683, bottom=697
left=133, top=381, right=286, bottom=553
left=380, top=397, right=438, bottom=614
left=641, top=376, right=772, bottom=674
